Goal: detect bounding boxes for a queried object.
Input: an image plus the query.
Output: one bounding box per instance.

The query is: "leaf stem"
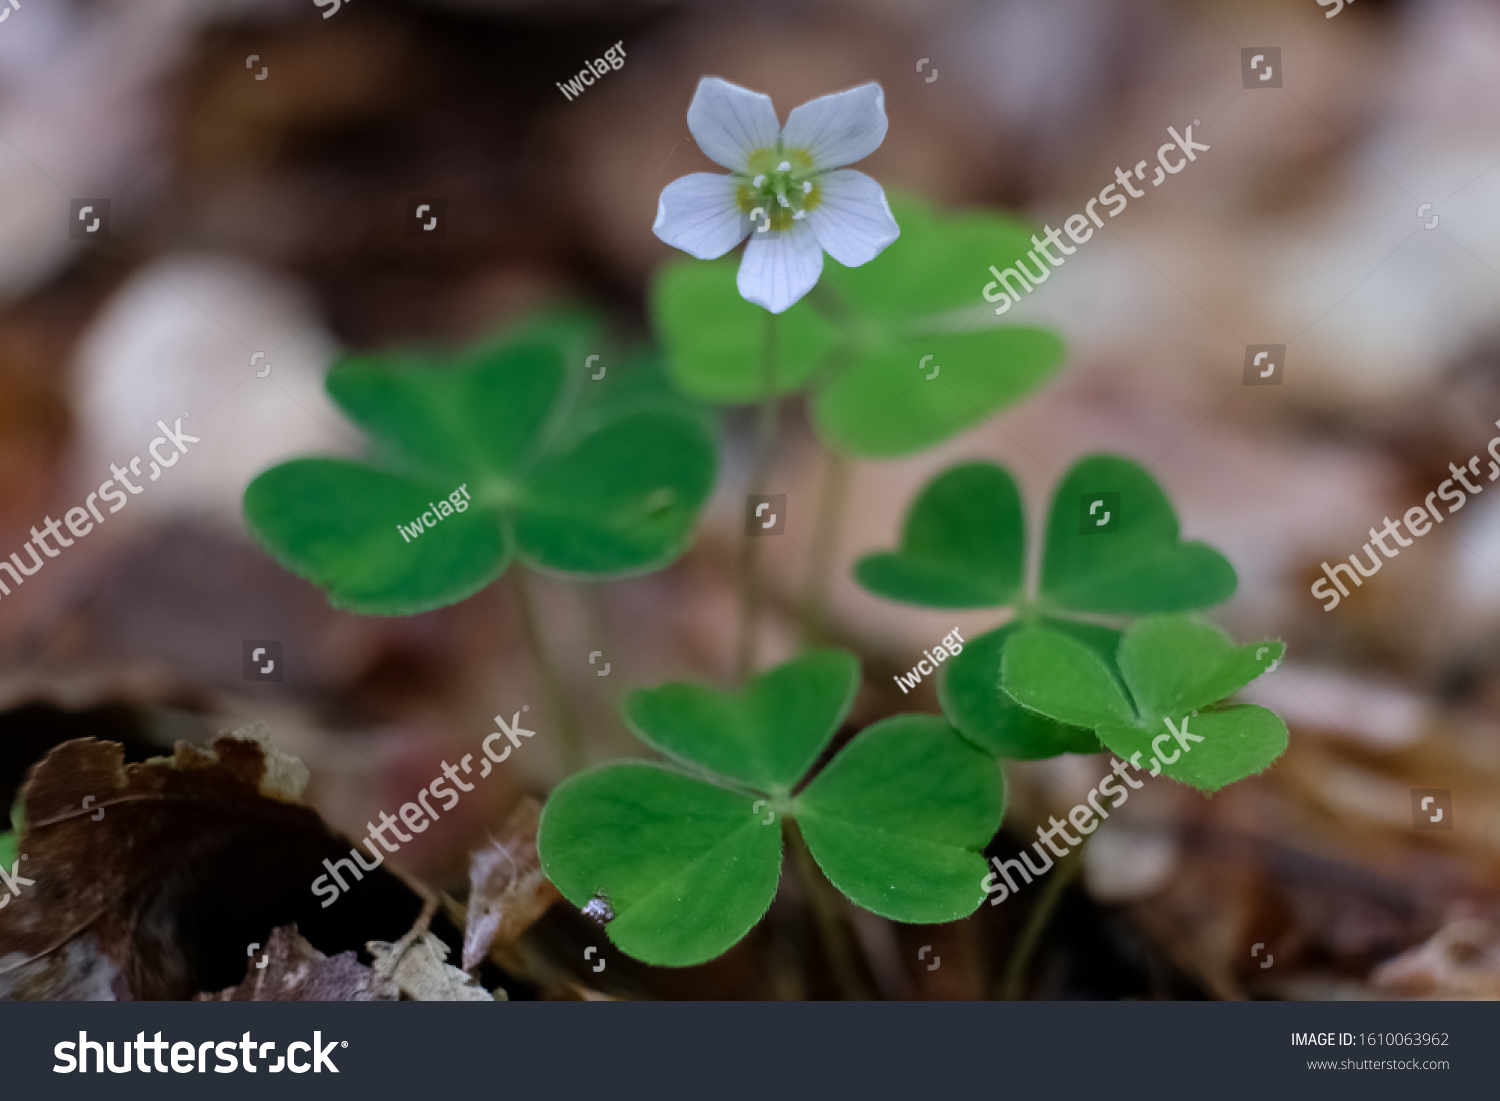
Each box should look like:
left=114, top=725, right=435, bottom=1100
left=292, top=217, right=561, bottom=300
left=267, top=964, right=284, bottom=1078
left=783, top=818, right=872, bottom=1000
left=799, top=449, right=852, bottom=644
left=999, top=833, right=1089, bottom=1000
left=735, top=311, right=780, bottom=681
left=509, top=565, right=585, bottom=774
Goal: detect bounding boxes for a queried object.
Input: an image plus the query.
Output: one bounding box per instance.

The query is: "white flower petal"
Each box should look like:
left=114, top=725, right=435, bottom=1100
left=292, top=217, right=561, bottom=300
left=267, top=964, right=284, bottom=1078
left=780, top=83, right=888, bottom=170
left=805, top=170, right=900, bottom=267
left=686, top=77, right=781, bottom=172
left=653, top=173, right=751, bottom=259
left=737, top=219, right=824, bottom=314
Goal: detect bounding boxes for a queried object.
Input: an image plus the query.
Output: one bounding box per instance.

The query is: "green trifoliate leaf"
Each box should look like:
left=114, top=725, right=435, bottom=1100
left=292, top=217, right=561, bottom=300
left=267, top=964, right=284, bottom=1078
left=539, top=656, right=1008, bottom=964
left=810, top=326, right=1064, bottom=458
left=855, top=462, right=1024, bottom=608
left=1039, top=455, right=1237, bottom=615
left=939, top=620, right=1111, bottom=759
left=513, top=410, right=716, bottom=577
left=1101, top=615, right=1288, bottom=790
left=795, top=714, right=1003, bottom=923
left=537, top=763, right=782, bottom=968
left=853, top=454, right=1252, bottom=765
left=1005, top=616, right=1288, bottom=792
left=327, top=342, right=567, bottom=483
left=243, top=459, right=511, bottom=616
left=622, top=650, right=860, bottom=793
left=1000, top=625, right=1136, bottom=730
left=245, top=320, right=718, bottom=614
left=650, top=258, right=842, bottom=403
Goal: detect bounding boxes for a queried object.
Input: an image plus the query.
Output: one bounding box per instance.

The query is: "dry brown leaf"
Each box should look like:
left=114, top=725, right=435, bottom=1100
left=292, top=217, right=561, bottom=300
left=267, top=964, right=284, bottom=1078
left=461, top=797, right=560, bottom=971
left=198, top=924, right=397, bottom=1001
left=368, top=931, right=496, bottom=1001
left=0, top=725, right=425, bottom=999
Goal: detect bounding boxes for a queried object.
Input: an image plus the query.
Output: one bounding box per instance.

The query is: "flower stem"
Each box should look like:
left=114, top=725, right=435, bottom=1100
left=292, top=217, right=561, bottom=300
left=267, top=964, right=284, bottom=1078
left=784, top=818, right=872, bottom=1000
left=799, top=448, right=851, bottom=644
left=509, top=565, right=585, bottom=774
left=999, top=834, right=1089, bottom=1000
left=735, top=312, right=780, bottom=682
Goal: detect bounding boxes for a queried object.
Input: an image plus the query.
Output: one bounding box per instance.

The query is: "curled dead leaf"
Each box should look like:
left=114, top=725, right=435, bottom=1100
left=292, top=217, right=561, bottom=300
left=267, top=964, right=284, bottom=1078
left=0, top=726, right=431, bottom=999
left=461, top=797, right=561, bottom=971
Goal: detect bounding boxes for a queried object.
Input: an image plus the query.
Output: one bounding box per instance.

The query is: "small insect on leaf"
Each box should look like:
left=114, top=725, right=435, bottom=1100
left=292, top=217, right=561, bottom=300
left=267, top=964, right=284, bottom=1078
left=582, top=891, right=616, bottom=925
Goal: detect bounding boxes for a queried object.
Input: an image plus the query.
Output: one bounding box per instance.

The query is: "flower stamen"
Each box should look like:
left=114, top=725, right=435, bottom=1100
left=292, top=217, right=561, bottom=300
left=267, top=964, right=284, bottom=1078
left=737, top=148, right=821, bottom=231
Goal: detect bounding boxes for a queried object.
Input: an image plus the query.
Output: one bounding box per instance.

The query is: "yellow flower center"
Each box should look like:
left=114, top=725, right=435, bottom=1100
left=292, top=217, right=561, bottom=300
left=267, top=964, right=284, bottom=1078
left=736, top=147, right=820, bottom=232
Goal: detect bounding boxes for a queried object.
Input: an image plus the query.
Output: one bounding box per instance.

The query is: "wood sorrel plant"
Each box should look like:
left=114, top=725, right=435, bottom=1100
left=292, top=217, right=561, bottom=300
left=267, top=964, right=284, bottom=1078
left=856, top=456, right=1290, bottom=786
left=651, top=82, right=1068, bottom=667
left=242, top=318, right=715, bottom=615
left=535, top=76, right=1294, bottom=980
left=859, top=456, right=1292, bottom=995
left=537, top=650, right=1002, bottom=966
left=651, top=78, right=1072, bottom=668
left=1000, top=615, right=1287, bottom=791
left=240, top=315, right=717, bottom=770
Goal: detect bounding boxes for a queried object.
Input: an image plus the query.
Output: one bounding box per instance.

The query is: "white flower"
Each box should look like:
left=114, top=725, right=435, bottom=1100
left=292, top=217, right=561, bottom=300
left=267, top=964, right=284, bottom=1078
left=653, top=77, right=901, bottom=314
